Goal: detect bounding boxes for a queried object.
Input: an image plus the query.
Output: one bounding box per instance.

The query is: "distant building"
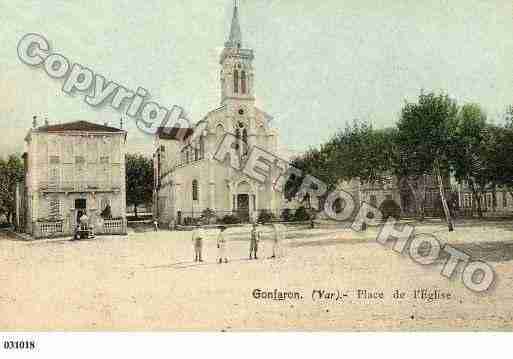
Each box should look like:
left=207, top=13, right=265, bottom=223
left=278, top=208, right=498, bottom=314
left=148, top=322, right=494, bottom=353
left=18, top=121, right=127, bottom=238
left=337, top=174, right=454, bottom=218
left=456, top=184, right=513, bottom=217
left=153, top=3, right=284, bottom=225
left=338, top=177, right=402, bottom=213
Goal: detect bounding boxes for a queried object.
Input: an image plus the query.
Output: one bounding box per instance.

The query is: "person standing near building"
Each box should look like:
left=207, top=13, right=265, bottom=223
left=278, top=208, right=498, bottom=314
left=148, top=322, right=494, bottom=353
left=217, top=226, right=228, bottom=264
left=249, top=223, right=260, bottom=260
left=192, top=225, right=204, bottom=262
left=79, top=212, right=89, bottom=230
left=270, top=223, right=284, bottom=259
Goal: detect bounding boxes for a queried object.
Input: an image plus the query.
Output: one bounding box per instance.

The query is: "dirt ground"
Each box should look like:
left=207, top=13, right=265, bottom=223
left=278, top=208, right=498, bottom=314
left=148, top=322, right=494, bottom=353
left=1, top=220, right=512, bottom=331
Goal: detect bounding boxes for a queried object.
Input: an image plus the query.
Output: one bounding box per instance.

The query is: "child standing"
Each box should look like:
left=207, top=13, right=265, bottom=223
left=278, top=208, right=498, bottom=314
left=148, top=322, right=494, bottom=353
left=217, top=226, right=228, bottom=263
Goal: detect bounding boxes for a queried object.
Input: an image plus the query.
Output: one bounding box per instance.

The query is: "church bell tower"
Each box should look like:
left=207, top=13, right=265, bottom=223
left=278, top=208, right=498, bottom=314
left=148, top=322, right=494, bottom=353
left=220, top=1, right=255, bottom=105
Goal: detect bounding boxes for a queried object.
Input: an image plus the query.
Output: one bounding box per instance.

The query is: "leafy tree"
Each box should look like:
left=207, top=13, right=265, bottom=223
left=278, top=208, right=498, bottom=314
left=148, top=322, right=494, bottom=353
left=257, top=209, right=273, bottom=224
left=330, top=120, right=397, bottom=184
left=294, top=206, right=311, bottom=222
left=281, top=208, right=292, bottom=222
left=125, top=154, right=153, bottom=219
left=488, top=124, right=513, bottom=205
left=396, top=91, right=458, bottom=228
left=452, top=104, right=489, bottom=217
left=497, top=106, right=513, bottom=198
left=505, top=106, right=513, bottom=129
left=200, top=208, right=217, bottom=224
left=284, top=147, right=333, bottom=206
left=287, top=120, right=397, bottom=207
left=0, top=154, right=24, bottom=224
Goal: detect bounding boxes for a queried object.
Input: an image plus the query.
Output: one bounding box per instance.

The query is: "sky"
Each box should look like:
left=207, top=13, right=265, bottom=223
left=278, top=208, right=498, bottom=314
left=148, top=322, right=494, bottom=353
left=1, top=0, right=512, bottom=157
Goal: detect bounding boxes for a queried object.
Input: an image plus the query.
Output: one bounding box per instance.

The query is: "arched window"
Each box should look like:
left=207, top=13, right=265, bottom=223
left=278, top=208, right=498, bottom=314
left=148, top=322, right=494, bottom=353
left=242, top=129, right=248, bottom=155
left=234, top=128, right=240, bottom=151
left=241, top=70, right=246, bottom=94
left=370, top=195, right=377, bottom=207
left=233, top=69, right=239, bottom=94
left=257, top=125, right=266, bottom=148
left=199, top=136, right=205, bottom=159
left=192, top=180, right=199, bottom=201
left=216, top=124, right=224, bottom=138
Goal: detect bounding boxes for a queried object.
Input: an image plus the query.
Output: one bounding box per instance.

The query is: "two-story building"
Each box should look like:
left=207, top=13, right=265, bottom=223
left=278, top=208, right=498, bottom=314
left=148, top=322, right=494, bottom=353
left=18, top=120, right=127, bottom=238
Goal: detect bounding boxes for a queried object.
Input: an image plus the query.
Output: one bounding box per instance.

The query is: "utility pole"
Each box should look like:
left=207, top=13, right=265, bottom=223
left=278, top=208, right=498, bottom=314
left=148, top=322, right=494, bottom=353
left=435, top=159, right=454, bottom=232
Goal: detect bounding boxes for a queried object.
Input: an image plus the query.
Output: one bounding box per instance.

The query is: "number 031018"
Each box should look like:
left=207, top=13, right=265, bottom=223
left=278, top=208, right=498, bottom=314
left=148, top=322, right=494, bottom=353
left=3, top=340, right=36, bottom=350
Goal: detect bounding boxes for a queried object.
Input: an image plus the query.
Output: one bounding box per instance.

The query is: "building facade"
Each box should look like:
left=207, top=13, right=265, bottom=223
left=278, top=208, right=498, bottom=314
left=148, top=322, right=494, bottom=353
left=456, top=184, right=513, bottom=217
left=337, top=174, right=455, bottom=218
left=154, top=3, right=284, bottom=225
left=19, top=121, right=127, bottom=238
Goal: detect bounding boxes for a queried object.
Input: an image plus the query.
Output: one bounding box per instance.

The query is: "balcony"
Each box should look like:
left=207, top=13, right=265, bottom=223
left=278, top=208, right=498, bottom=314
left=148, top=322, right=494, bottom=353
left=39, top=181, right=121, bottom=193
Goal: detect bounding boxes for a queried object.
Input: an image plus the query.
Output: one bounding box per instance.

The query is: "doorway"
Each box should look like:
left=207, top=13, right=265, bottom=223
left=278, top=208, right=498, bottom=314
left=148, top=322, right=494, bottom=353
left=237, top=194, right=249, bottom=222
left=75, top=198, right=86, bottom=223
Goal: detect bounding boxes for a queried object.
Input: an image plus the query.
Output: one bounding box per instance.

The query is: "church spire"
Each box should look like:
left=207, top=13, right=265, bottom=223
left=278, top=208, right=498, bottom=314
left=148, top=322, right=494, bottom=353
left=226, top=0, right=242, bottom=48
left=220, top=0, right=254, bottom=104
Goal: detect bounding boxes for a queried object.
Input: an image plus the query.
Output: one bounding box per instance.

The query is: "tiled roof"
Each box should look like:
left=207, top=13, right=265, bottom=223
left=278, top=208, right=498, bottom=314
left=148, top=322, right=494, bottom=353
left=156, top=127, right=193, bottom=141
left=36, top=121, right=124, bottom=133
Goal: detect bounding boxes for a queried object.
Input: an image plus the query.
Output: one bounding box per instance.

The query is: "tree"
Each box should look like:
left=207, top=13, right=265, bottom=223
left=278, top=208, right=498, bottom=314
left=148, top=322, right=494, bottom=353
left=287, top=146, right=336, bottom=206
left=125, top=154, right=153, bottom=219
left=452, top=104, right=489, bottom=217
left=330, top=120, right=397, bottom=185
left=396, top=91, right=459, bottom=229
left=489, top=124, right=513, bottom=205
left=505, top=106, right=513, bottom=129
left=287, top=120, right=397, bottom=208
left=497, top=106, right=513, bottom=198
left=0, top=154, right=24, bottom=224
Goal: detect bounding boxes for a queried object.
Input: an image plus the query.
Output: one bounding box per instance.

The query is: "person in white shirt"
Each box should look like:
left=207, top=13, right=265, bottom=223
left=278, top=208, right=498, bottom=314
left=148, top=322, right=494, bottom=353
left=79, top=212, right=89, bottom=230
left=217, top=226, right=228, bottom=264
left=249, top=223, right=260, bottom=260
left=270, top=223, right=285, bottom=259
left=192, top=226, right=204, bottom=262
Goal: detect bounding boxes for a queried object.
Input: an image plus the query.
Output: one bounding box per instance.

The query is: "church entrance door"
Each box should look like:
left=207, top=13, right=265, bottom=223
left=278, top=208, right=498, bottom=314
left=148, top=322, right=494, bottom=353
left=237, top=194, right=250, bottom=222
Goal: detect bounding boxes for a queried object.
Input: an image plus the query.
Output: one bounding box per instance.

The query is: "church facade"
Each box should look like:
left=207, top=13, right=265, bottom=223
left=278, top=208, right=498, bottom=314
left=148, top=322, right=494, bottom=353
left=154, top=3, right=285, bottom=225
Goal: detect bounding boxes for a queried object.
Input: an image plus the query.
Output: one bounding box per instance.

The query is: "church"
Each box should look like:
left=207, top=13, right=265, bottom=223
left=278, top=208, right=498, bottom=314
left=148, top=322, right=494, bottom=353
left=153, top=2, right=285, bottom=225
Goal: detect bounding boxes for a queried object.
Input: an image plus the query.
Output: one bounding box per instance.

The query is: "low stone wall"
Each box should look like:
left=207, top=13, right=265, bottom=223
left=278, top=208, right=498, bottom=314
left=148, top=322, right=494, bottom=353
left=100, top=218, right=127, bottom=235
left=32, top=217, right=127, bottom=239
left=35, top=221, right=64, bottom=239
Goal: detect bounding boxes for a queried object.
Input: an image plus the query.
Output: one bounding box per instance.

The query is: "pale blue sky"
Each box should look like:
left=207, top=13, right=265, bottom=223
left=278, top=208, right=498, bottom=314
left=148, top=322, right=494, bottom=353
left=1, top=0, right=512, bottom=156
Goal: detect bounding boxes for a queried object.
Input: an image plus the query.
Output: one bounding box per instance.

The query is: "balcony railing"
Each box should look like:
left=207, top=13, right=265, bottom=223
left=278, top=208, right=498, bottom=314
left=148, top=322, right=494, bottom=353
left=39, top=181, right=121, bottom=192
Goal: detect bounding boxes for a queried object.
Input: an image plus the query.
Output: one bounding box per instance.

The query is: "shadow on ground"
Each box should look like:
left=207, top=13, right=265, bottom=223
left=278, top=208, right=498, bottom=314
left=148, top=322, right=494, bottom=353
left=288, top=233, right=513, bottom=263
left=444, top=241, right=513, bottom=263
